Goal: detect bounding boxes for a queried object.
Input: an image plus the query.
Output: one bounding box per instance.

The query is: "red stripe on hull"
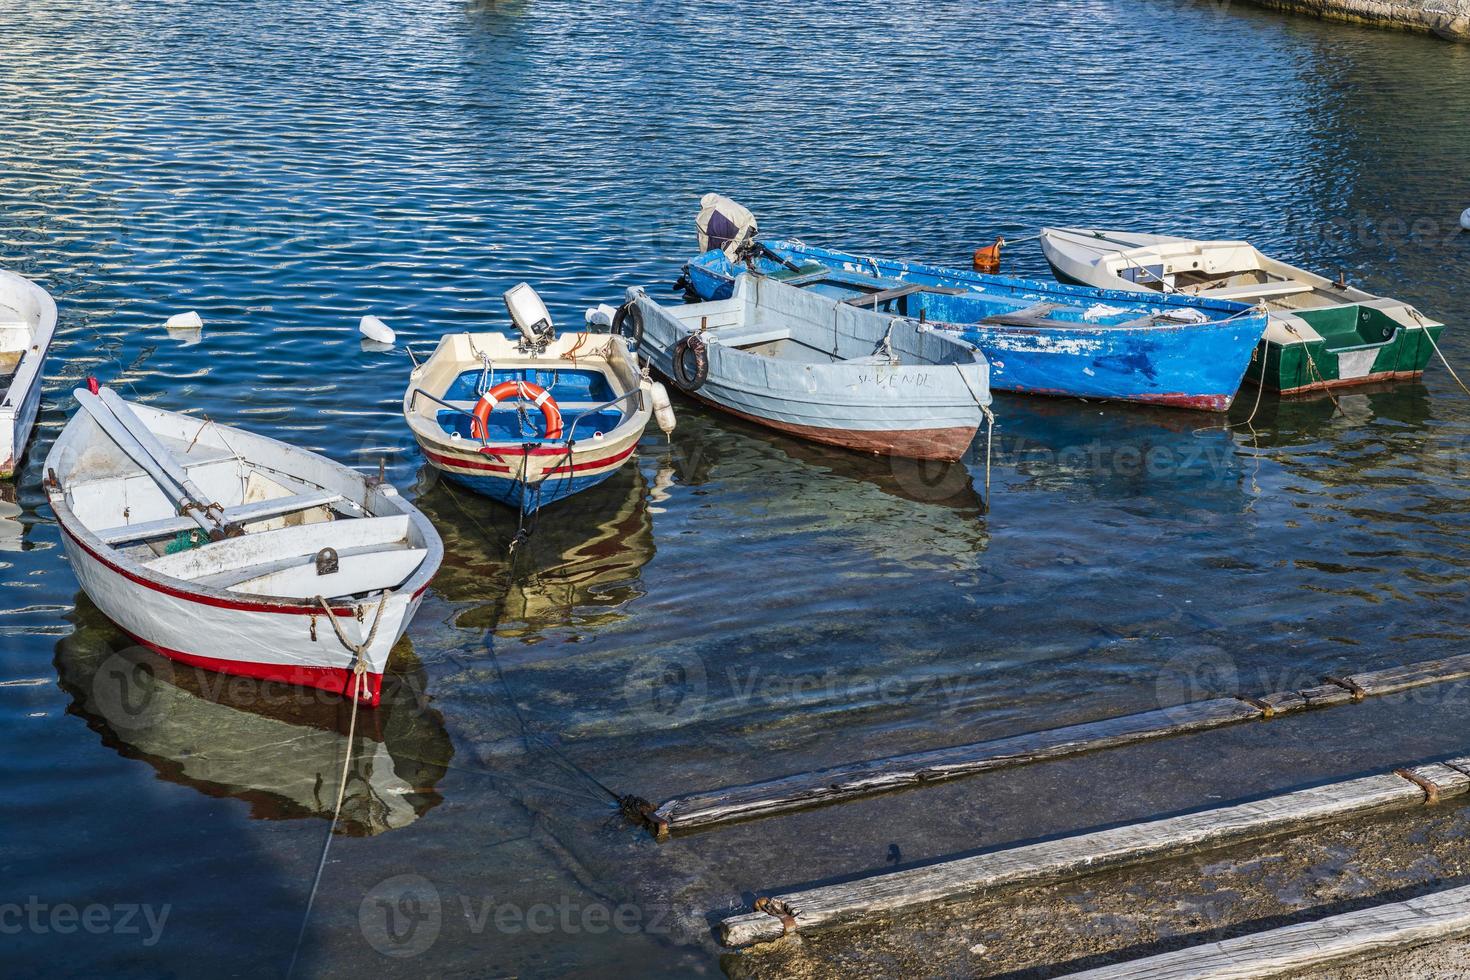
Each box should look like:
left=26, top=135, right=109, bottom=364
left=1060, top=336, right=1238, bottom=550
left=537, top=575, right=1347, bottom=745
left=1129, top=392, right=1235, bottom=411
left=421, top=444, right=636, bottom=475
left=690, top=395, right=978, bottom=462
left=125, top=629, right=384, bottom=706
left=57, top=519, right=356, bottom=616
left=1266, top=368, right=1427, bottom=397
left=1006, top=386, right=1235, bottom=412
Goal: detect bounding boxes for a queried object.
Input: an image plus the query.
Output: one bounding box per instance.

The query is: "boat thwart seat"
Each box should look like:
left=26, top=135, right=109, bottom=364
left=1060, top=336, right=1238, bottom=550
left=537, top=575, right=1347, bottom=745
left=94, top=489, right=345, bottom=545
left=1193, top=281, right=1314, bottom=301
left=841, top=283, right=967, bottom=307
left=144, top=515, right=421, bottom=598
left=979, top=302, right=1072, bottom=329
left=709, top=325, right=793, bottom=349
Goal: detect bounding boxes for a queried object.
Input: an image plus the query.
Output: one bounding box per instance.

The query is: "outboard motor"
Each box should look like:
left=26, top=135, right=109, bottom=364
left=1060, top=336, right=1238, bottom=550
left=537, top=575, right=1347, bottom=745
left=696, top=193, right=758, bottom=259
left=504, top=282, right=555, bottom=352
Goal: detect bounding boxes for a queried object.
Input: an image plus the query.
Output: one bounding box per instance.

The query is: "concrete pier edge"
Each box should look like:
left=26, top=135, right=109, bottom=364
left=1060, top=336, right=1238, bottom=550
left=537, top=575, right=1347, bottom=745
left=1239, top=0, right=1470, bottom=42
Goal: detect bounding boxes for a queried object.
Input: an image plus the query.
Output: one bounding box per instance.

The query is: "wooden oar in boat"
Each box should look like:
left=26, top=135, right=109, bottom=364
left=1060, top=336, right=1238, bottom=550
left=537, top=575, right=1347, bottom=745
left=73, top=387, right=234, bottom=540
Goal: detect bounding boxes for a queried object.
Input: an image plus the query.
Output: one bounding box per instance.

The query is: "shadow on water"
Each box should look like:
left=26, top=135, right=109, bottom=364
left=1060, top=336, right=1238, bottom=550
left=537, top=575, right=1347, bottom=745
left=53, top=599, right=454, bottom=837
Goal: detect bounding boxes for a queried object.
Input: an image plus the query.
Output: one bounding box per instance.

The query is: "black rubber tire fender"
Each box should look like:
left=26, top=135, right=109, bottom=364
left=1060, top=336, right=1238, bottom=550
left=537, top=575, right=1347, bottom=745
left=671, top=334, right=709, bottom=392
left=611, top=303, right=645, bottom=353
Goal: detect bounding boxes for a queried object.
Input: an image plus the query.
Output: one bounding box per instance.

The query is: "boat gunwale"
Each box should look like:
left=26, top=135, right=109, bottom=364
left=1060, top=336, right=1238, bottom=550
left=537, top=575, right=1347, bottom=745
left=688, top=240, right=1263, bottom=321
left=402, top=331, right=652, bottom=462
left=1041, top=228, right=1447, bottom=345
left=45, top=404, right=441, bottom=618
left=0, top=269, right=58, bottom=411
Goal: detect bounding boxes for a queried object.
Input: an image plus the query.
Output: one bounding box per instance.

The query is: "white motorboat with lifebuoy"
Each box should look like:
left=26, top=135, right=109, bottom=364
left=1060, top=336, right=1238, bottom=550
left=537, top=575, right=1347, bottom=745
left=45, top=383, right=443, bottom=706
left=1, top=268, right=57, bottom=477
left=403, top=282, right=673, bottom=512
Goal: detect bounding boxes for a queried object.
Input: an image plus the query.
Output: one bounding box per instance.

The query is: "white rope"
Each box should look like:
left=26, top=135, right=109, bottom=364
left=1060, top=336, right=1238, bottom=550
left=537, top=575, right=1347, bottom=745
left=982, top=406, right=995, bottom=510
left=1223, top=346, right=1268, bottom=434
left=1418, top=317, right=1470, bottom=397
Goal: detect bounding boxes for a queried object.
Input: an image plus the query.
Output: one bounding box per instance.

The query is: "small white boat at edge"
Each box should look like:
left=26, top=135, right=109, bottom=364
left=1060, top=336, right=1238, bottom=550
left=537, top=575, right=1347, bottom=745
left=0, top=268, right=57, bottom=477
left=1039, top=227, right=1446, bottom=394
left=45, top=386, right=443, bottom=706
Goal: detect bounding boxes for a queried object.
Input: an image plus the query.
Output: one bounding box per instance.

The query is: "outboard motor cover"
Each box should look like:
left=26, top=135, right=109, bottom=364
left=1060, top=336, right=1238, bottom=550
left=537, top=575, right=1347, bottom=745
left=697, top=193, right=758, bottom=259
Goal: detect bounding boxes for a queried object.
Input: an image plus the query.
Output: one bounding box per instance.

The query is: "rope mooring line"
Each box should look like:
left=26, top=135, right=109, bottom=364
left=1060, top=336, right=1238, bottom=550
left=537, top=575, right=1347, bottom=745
left=1282, top=323, right=1342, bottom=414
left=1419, top=317, right=1470, bottom=397
left=287, top=591, right=387, bottom=978
left=438, top=475, right=657, bottom=830
left=982, top=406, right=995, bottom=511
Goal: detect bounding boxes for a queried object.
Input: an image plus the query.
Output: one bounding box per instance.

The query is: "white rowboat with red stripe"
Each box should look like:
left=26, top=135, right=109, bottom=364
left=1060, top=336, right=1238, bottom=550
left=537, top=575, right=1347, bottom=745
left=45, top=393, right=443, bottom=706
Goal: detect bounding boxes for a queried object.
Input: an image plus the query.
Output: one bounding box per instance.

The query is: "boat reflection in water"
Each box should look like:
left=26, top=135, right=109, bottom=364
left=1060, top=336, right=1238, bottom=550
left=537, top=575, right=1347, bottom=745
left=1244, top=381, right=1433, bottom=448
left=998, top=396, right=1248, bottom=511
left=662, top=403, right=990, bottom=567
left=55, top=601, right=453, bottom=836
left=0, top=480, right=22, bottom=551
left=414, top=464, right=656, bottom=640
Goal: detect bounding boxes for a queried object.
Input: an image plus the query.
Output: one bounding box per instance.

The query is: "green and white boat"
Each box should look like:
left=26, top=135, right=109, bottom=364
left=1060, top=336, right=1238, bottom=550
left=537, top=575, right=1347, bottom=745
left=1039, top=228, right=1445, bottom=395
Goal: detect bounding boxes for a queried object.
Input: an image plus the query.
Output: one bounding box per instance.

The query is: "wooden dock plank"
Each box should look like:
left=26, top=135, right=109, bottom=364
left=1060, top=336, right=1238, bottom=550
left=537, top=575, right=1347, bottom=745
left=1056, top=883, right=1470, bottom=979
left=656, top=699, right=1262, bottom=832
left=1344, top=653, right=1470, bottom=697
left=718, top=771, right=1427, bottom=948
left=652, top=650, right=1470, bottom=837
left=1401, top=762, right=1470, bottom=801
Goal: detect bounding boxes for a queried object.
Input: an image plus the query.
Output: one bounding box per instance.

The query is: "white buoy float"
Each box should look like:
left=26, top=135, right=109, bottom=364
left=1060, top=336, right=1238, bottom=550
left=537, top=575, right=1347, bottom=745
left=1461, top=207, right=1470, bottom=231
left=646, top=380, right=676, bottom=438
left=164, top=310, right=203, bottom=346
left=359, top=315, right=395, bottom=345
left=584, top=303, right=619, bottom=329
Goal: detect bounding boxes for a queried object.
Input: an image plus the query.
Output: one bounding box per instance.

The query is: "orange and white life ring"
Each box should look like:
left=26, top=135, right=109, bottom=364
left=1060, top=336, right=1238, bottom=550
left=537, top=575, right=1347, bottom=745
left=471, top=380, right=564, bottom=441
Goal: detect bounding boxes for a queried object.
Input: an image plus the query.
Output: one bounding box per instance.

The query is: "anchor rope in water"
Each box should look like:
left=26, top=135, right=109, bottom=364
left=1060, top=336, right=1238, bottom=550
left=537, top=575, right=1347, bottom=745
left=438, top=467, right=632, bottom=815
left=1411, top=309, right=1470, bottom=397
left=287, top=591, right=388, bottom=978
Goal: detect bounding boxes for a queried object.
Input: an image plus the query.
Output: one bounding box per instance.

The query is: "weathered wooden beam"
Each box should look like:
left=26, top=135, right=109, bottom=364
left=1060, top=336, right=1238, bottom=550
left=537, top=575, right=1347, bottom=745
left=652, top=652, right=1470, bottom=836
left=718, top=766, right=1450, bottom=948
left=1057, top=882, right=1470, bottom=979
left=655, top=699, right=1262, bottom=834
left=1343, top=653, right=1470, bottom=697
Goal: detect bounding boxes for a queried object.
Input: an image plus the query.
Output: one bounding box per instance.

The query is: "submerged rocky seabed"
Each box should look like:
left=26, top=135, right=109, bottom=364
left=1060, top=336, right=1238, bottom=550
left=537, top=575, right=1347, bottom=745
left=1, top=0, right=1468, bottom=976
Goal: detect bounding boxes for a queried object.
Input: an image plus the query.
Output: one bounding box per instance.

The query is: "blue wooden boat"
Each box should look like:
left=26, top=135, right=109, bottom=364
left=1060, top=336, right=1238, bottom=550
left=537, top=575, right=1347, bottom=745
left=684, top=240, right=1268, bottom=411
left=403, top=284, right=670, bottom=512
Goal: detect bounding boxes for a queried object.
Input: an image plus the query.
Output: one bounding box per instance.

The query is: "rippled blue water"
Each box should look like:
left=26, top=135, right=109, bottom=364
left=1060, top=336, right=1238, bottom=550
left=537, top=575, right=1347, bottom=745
left=3, top=1, right=1470, bottom=976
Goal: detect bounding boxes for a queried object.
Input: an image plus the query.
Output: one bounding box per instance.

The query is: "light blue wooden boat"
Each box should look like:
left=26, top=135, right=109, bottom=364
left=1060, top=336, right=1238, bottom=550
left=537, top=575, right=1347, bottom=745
left=621, top=274, right=991, bottom=462
left=684, top=240, right=1268, bottom=412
